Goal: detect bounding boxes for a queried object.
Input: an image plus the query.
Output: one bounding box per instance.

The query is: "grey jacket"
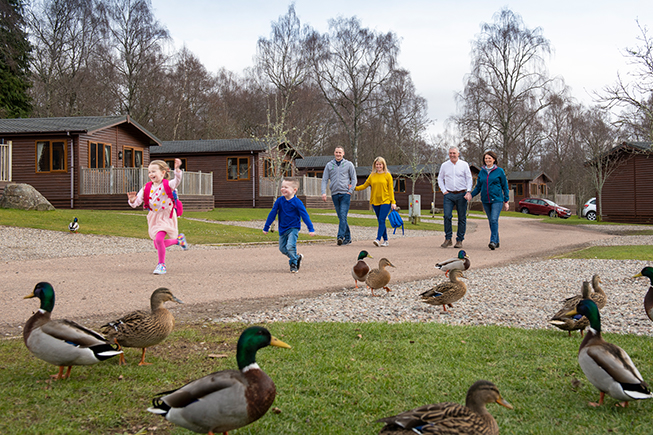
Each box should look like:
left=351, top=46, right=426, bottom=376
left=321, top=158, right=357, bottom=195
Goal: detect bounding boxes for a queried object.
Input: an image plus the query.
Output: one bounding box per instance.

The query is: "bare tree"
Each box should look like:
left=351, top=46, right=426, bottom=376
left=581, top=106, right=622, bottom=221
left=102, top=0, right=169, bottom=122
left=460, top=8, right=555, bottom=169
left=601, top=20, right=653, bottom=142
left=307, top=16, right=399, bottom=166
left=28, top=0, right=107, bottom=117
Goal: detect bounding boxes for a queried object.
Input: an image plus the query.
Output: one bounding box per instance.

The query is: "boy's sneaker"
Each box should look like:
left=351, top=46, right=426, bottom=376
left=177, top=233, right=188, bottom=251
left=337, top=238, right=343, bottom=246
left=373, top=239, right=381, bottom=247
left=296, top=254, right=304, bottom=270
left=381, top=240, right=389, bottom=247
left=153, top=263, right=167, bottom=275
left=342, top=239, right=352, bottom=245
left=290, top=264, right=298, bottom=273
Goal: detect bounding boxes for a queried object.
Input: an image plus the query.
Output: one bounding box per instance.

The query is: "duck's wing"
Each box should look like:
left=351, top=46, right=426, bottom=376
left=42, top=319, right=110, bottom=347
left=157, top=369, right=246, bottom=408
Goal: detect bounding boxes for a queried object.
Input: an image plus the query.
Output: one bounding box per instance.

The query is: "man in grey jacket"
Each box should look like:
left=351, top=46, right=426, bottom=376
left=321, top=146, right=357, bottom=245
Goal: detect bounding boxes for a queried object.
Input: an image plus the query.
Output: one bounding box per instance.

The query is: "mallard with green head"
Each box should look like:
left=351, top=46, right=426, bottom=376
left=633, top=266, right=653, bottom=322
left=376, top=380, right=513, bottom=435
left=147, top=326, right=291, bottom=434
left=549, top=281, right=592, bottom=336
left=420, top=269, right=467, bottom=312
left=365, top=258, right=395, bottom=296
left=435, top=249, right=470, bottom=277
left=566, top=298, right=653, bottom=407
left=352, top=250, right=373, bottom=288
left=23, top=282, right=122, bottom=380
left=100, top=287, right=183, bottom=366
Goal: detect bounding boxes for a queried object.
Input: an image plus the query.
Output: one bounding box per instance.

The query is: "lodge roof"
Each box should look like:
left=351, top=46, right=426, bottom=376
left=0, top=115, right=160, bottom=145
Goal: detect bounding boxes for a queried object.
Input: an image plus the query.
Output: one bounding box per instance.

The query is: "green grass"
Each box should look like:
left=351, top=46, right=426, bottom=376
left=558, top=245, right=653, bottom=261
left=2, top=322, right=652, bottom=434
left=0, top=207, right=444, bottom=242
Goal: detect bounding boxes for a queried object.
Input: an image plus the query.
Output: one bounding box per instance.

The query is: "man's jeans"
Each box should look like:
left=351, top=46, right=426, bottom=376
left=482, top=201, right=503, bottom=244
left=332, top=193, right=351, bottom=242
left=278, top=227, right=300, bottom=266
left=443, top=192, right=468, bottom=242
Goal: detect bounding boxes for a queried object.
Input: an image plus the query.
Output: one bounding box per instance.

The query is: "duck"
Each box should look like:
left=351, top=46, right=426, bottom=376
left=633, top=266, right=653, bottom=322
left=147, top=326, right=291, bottom=434
left=100, top=287, right=183, bottom=366
left=420, top=269, right=467, bottom=312
left=352, top=250, right=373, bottom=288
left=376, top=380, right=513, bottom=435
left=23, top=282, right=122, bottom=380
left=549, top=281, right=592, bottom=336
left=365, top=258, right=395, bottom=296
left=435, top=249, right=470, bottom=277
left=68, top=217, right=79, bottom=233
left=566, top=298, right=653, bottom=407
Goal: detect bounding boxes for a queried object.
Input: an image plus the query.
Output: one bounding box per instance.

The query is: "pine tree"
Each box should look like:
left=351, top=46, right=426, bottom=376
left=0, top=0, right=32, bottom=118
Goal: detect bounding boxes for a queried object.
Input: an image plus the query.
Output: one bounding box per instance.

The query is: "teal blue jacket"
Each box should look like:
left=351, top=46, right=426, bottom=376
left=471, top=166, right=510, bottom=204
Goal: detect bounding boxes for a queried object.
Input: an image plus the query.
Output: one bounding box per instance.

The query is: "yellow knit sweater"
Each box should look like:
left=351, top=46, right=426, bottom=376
left=355, top=172, right=395, bottom=206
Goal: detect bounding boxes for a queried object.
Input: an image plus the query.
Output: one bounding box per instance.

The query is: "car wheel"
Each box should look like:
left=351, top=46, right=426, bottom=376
left=548, top=210, right=557, bottom=218
left=520, top=208, right=529, bottom=214
left=586, top=211, right=597, bottom=221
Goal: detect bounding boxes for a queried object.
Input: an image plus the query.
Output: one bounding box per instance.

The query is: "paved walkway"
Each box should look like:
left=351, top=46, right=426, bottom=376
left=2, top=216, right=615, bottom=336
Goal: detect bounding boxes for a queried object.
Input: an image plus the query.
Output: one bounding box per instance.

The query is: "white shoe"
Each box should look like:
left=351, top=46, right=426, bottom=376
left=373, top=239, right=380, bottom=247
left=153, top=263, right=167, bottom=275
left=381, top=240, right=389, bottom=247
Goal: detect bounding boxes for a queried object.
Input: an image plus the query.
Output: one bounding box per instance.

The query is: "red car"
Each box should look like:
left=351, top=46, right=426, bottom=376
left=518, top=198, right=571, bottom=218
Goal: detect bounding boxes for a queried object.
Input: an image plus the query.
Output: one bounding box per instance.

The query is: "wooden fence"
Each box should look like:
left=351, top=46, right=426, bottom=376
left=259, top=176, right=370, bottom=201
left=80, top=167, right=213, bottom=195
left=0, top=141, right=11, bottom=182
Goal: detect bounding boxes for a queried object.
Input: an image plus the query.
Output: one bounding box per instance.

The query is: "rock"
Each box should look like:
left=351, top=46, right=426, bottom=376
left=0, top=183, right=55, bottom=211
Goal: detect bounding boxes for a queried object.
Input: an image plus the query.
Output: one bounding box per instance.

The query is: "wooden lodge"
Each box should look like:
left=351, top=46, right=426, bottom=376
left=0, top=116, right=213, bottom=210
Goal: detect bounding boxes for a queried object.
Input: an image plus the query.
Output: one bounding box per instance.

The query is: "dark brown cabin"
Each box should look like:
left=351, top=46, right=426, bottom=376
left=590, top=141, right=653, bottom=223
left=507, top=171, right=552, bottom=205
left=150, top=139, right=302, bottom=208
left=0, top=115, right=160, bottom=209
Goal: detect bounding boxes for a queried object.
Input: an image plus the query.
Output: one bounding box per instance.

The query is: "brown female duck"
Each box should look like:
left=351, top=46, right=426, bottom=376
left=549, top=281, right=592, bottom=336
left=101, top=287, right=183, bottom=365
left=376, top=380, right=513, bottom=435
left=366, top=258, right=395, bottom=296
left=420, top=269, right=467, bottom=312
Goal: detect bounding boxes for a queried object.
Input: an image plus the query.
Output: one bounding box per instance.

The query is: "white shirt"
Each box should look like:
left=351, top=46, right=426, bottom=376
left=438, top=159, right=473, bottom=193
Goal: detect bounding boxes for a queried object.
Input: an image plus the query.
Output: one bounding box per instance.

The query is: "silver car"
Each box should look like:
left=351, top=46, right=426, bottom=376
left=582, top=197, right=597, bottom=221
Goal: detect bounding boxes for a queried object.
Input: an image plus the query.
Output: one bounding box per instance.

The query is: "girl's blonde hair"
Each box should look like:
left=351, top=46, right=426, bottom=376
left=149, top=160, right=172, bottom=180
left=373, top=156, right=390, bottom=174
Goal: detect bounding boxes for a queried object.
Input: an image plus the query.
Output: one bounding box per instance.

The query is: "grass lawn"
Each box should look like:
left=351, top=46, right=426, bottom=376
left=2, top=322, right=652, bottom=435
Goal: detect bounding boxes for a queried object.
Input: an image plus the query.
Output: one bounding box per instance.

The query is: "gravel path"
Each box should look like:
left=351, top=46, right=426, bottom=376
left=3, top=218, right=652, bottom=338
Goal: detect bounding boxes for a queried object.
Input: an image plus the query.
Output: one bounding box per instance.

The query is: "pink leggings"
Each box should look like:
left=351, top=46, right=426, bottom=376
left=153, top=231, right=178, bottom=264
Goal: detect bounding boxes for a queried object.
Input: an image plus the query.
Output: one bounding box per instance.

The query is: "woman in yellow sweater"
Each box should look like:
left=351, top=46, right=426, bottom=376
left=355, top=156, right=397, bottom=247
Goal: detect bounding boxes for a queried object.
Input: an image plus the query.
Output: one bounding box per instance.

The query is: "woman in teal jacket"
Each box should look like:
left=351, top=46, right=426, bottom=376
left=467, top=151, right=510, bottom=250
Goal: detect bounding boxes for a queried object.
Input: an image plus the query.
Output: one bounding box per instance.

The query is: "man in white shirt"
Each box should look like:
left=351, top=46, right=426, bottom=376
left=437, top=146, right=473, bottom=248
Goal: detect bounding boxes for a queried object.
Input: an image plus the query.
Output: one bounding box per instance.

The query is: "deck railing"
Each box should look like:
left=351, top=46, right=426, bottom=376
left=259, top=176, right=370, bottom=201
left=80, top=167, right=213, bottom=195
left=0, top=141, right=11, bottom=182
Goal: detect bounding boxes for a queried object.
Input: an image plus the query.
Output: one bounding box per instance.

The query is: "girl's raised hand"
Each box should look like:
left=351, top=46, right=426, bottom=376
left=127, top=191, right=137, bottom=202
left=174, top=158, right=182, bottom=170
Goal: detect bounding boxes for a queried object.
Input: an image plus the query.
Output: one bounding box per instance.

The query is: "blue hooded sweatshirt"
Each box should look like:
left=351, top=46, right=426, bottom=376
left=471, top=165, right=510, bottom=204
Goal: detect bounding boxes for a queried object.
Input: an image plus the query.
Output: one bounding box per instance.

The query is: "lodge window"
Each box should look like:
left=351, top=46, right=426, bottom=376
left=36, top=140, right=66, bottom=172
left=123, top=147, right=143, bottom=168
left=89, top=142, right=111, bottom=168
left=306, top=170, right=323, bottom=178
left=227, top=157, right=250, bottom=180
left=164, top=158, right=186, bottom=171
left=263, top=158, right=291, bottom=178
left=511, top=183, right=524, bottom=196
left=394, top=177, right=406, bottom=193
